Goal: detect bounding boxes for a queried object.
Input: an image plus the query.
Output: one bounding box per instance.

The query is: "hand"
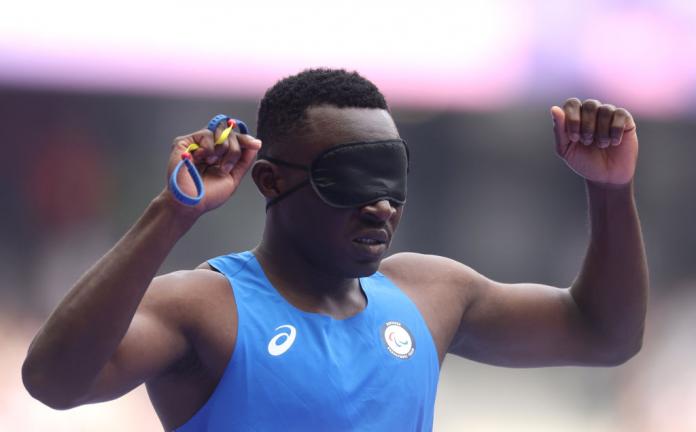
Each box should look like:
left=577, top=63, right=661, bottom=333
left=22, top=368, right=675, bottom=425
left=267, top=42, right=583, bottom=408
left=551, top=98, right=638, bottom=186
left=165, top=121, right=262, bottom=214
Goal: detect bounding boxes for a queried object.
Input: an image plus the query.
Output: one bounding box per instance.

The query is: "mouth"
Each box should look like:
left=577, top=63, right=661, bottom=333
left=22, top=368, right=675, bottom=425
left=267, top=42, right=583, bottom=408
left=353, top=237, right=386, bottom=245
left=352, top=229, right=389, bottom=245
left=351, top=230, right=389, bottom=258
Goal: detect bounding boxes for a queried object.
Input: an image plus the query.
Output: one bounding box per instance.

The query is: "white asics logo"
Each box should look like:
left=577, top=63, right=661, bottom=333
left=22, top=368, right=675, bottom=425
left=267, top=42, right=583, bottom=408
left=267, top=324, right=297, bottom=356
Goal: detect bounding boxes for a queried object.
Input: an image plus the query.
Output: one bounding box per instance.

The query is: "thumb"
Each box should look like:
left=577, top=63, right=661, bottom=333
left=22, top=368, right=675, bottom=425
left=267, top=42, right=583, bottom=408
left=229, top=143, right=261, bottom=185
left=228, top=134, right=262, bottom=177
left=237, top=134, right=263, bottom=151
left=550, top=106, right=569, bottom=157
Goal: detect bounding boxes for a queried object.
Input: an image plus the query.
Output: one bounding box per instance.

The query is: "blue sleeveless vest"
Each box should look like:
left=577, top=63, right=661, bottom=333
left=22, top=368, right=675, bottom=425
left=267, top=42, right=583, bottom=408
left=176, top=251, right=439, bottom=431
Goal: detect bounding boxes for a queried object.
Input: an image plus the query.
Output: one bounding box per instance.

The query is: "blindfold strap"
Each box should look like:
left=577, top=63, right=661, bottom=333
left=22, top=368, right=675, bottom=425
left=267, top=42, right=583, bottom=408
left=261, top=156, right=311, bottom=209
left=262, top=157, right=308, bottom=172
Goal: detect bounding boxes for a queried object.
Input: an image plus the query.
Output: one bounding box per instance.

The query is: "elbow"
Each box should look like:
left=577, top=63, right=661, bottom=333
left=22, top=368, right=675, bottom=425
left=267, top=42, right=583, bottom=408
left=22, top=358, right=80, bottom=410
left=591, top=333, right=644, bottom=366
left=622, top=334, right=644, bottom=363
left=598, top=342, right=642, bottom=366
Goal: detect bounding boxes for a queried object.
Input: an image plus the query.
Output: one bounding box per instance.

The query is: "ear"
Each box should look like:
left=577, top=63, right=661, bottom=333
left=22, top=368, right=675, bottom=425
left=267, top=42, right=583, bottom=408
left=251, top=160, right=282, bottom=199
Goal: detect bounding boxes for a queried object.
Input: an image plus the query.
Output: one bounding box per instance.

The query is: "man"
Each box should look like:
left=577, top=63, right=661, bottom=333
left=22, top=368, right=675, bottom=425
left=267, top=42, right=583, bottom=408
left=22, top=69, right=648, bottom=431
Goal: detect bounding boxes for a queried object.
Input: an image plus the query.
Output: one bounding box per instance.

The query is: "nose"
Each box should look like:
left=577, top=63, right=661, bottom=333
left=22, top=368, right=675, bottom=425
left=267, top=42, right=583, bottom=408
left=360, top=199, right=397, bottom=223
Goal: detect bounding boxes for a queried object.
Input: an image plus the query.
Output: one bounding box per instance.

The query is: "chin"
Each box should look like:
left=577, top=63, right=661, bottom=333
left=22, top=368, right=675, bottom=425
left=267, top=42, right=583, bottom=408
left=310, top=240, right=388, bottom=278
left=347, top=257, right=384, bottom=278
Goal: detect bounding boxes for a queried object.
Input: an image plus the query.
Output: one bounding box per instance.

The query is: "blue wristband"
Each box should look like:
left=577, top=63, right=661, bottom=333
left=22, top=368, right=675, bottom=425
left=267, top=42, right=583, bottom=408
left=207, top=114, right=249, bottom=134
left=169, top=157, right=205, bottom=206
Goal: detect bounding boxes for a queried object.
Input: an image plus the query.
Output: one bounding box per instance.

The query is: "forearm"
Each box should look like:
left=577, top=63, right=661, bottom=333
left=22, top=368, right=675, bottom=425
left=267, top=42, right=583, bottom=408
left=570, top=180, right=648, bottom=360
left=22, top=191, right=197, bottom=405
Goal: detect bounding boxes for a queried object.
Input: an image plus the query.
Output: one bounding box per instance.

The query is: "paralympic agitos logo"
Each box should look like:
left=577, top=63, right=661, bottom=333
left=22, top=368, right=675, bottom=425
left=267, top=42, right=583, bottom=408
left=381, top=321, right=415, bottom=359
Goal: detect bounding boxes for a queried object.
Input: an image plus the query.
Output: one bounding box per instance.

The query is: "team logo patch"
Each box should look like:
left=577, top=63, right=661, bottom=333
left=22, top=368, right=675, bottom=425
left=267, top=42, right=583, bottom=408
left=268, top=324, right=297, bottom=356
left=382, top=321, right=415, bottom=359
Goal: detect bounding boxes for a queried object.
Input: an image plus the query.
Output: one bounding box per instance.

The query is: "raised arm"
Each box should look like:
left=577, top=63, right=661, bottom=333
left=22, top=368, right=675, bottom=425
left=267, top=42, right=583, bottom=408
left=22, top=123, right=261, bottom=408
left=384, top=99, right=647, bottom=367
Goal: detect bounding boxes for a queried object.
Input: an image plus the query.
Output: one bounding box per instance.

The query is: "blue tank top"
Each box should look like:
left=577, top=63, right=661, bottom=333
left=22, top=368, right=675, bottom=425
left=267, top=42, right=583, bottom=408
left=176, top=251, right=439, bottom=431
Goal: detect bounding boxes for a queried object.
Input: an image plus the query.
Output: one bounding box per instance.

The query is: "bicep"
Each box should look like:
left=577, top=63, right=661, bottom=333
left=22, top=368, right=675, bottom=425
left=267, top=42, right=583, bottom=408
left=79, top=278, right=191, bottom=404
left=386, top=253, right=615, bottom=367
left=450, top=277, right=602, bottom=367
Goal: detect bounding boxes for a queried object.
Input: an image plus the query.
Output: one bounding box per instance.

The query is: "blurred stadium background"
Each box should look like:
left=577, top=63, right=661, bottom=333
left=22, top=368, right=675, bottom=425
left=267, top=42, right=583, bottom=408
left=1, top=0, right=695, bottom=430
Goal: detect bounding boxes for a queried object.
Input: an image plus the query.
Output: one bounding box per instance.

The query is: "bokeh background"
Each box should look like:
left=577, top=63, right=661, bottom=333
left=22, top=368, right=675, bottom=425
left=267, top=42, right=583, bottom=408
left=2, top=1, right=696, bottom=430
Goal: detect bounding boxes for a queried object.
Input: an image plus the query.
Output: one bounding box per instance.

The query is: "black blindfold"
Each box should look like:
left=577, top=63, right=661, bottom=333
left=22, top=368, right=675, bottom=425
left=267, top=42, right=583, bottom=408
left=260, top=139, right=409, bottom=209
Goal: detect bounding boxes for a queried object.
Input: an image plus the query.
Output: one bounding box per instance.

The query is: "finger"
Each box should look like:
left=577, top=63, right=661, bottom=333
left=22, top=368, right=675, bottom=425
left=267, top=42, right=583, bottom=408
left=220, top=133, right=243, bottom=172
left=171, top=136, right=191, bottom=159
left=169, top=135, right=192, bottom=175
left=595, top=104, right=615, bottom=149
left=230, top=145, right=261, bottom=184
left=580, top=99, right=600, bottom=146
left=610, top=108, right=635, bottom=146
left=199, top=121, right=229, bottom=165
left=550, top=106, right=568, bottom=156
left=187, top=129, right=216, bottom=163
left=211, top=140, right=230, bottom=166
left=562, top=98, right=582, bottom=143
left=170, top=133, right=211, bottom=169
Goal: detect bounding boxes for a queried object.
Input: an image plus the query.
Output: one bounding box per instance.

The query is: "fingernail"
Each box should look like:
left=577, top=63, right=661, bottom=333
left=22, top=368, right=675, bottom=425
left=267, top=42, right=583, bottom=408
left=206, top=156, right=218, bottom=164
left=610, top=138, right=620, bottom=146
left=570, top=133, right=580, bottom=142
left=599, top=139, right=610, bottom=148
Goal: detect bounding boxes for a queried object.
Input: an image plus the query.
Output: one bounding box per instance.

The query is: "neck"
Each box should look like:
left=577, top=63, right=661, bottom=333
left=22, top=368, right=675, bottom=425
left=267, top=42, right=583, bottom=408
left=253, top=218, right=366, bottom=319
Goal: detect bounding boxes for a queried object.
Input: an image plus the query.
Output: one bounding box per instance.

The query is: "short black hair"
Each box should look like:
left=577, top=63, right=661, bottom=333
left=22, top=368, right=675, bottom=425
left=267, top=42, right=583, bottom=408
left=256, top=68, right=389, bottom=157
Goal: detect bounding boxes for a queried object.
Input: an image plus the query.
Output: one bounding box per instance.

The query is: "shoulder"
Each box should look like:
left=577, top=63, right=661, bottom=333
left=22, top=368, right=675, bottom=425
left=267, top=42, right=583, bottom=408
left=141, top=268, right=235, bottom=334
left=142, top=268, right=239, bottom=372
left=379, top=252, right=481, bottom=291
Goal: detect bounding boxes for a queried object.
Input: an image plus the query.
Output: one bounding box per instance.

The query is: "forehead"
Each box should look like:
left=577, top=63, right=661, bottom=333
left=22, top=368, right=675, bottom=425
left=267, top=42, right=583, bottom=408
left=301, top=106, right=400, bottom=157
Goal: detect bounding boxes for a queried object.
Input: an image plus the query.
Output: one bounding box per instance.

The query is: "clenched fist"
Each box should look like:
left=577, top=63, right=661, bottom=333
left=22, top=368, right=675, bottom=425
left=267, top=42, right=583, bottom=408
left=551, top=98, right=638, bottom=186
left=166, top=120, right=262, bottom=214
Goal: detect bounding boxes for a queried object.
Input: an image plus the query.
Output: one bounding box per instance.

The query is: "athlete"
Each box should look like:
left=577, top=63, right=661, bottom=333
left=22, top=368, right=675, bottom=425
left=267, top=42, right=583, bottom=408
left=22, top=69, right=648, bottom=431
